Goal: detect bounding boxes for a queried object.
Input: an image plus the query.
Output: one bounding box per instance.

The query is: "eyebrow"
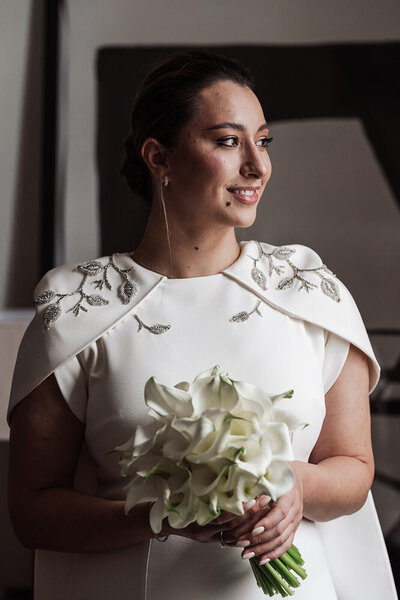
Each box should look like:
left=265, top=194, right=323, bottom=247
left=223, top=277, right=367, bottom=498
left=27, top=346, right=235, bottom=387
left=204, top=121, right=269, bottom=133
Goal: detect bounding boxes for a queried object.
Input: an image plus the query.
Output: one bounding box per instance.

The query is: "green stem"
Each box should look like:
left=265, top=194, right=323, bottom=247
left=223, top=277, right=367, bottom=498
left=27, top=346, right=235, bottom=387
left=262, top=562, right=294, bottom=596
left=287, top=544, right=304, bottom=565
left=250, top=559, right=274, bottom=596
left=280, top=553, right=307, bottom=580
left=272, top=557, right=300, bottom=588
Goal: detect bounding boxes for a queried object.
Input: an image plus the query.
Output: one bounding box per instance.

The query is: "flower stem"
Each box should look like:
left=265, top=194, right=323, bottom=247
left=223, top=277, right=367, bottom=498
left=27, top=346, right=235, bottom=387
left=280, top=552, right=307, bottom=580
left=249, top=544, right=307, bottom=597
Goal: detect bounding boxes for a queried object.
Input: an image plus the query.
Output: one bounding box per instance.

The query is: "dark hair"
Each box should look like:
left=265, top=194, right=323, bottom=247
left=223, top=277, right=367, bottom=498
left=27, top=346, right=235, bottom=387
left=120, top=50, right=255, bottom=203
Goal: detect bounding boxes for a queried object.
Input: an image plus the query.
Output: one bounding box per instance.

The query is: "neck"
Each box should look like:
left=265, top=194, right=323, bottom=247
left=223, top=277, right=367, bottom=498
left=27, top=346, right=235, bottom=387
left=132, top=207, right=241, bottom=279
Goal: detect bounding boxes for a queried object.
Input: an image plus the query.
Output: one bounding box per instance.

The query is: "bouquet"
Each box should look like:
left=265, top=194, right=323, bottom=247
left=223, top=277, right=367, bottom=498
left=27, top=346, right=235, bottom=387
left=115, top=366, right=308, bottom=597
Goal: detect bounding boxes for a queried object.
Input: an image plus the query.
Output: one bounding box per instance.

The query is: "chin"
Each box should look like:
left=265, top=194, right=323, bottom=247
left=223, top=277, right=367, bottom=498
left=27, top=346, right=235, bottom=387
left=230, top=207, right=258, bottom=229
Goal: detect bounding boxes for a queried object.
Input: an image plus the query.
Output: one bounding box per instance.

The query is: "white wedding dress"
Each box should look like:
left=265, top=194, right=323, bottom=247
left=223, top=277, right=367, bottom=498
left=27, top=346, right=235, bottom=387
left=8, top=241, right=397, bottom=600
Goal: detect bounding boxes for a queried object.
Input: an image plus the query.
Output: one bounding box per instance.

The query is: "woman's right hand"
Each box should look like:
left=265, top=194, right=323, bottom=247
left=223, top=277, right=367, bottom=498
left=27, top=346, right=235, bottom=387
left=160, top=496, right=271, bottom=544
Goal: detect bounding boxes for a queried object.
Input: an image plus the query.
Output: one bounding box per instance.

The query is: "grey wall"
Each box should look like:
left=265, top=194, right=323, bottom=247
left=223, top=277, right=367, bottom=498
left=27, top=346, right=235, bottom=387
left=1, top=0, right=400, bottom=311
left=1, top=1, right=399, bottom=595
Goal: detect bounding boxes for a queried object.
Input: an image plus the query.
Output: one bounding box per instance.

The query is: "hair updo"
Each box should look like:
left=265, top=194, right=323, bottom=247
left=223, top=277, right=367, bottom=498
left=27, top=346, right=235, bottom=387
left=120, top=50, right=255, bottom=203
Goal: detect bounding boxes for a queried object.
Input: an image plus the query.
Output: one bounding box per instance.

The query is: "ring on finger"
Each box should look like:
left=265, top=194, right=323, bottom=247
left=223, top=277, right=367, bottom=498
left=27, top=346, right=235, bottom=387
left=219, top=531, right=227, bottom=548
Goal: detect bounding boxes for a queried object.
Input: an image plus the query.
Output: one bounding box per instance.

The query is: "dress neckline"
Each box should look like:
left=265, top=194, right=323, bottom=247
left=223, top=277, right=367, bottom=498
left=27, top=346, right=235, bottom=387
left=127, top=240, right=252, bottom=283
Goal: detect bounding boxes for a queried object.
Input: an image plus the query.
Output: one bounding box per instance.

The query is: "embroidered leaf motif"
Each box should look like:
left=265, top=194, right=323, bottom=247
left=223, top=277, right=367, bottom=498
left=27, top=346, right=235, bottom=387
left=35, top=290, right=56, bottom=305
left=76, top=261, right=103, bottom=276
left=148, top=324, right=171, bottom=335
left=320, top=278, right=341, bottom=303
left=273, top=247, right=296, bottom=260
left=134, top=315, right=170, bottom=334
left=43, top=303, right=61, bottom=330
left=298, top=279, right=317, bottom=293
left=277, top=277, right=295, bottom=290
left=251, top=266, right=267, bottom=290
left=86, top=294, right=109, bottom=306
left=230, top=300, right=262, bottom=323
left=230, top=311, right=250, bottom=323
left=72, top=304, right=88, bottom=316
left=119, top=281, right=137, bottom=304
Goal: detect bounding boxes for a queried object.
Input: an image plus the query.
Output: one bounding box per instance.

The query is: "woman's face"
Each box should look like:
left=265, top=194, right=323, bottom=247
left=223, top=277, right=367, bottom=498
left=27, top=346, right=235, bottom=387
left=165, top=80, right=272, bottom=231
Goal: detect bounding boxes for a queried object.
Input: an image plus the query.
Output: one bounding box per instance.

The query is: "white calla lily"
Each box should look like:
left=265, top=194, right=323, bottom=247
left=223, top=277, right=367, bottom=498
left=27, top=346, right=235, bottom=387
left=259, top=459, right=296, bottom=501
left=145, top=377, right=194, bottom=419
left=116, top=366, right=304, bottom=535
left=190, top=367, right=239, bottom=414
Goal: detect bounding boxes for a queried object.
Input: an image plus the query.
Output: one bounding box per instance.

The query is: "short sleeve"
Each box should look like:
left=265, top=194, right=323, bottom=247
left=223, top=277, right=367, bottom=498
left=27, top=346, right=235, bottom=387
left=322, top=331, right=350, bottom=394
left=53, top=354, right=88, bottom=423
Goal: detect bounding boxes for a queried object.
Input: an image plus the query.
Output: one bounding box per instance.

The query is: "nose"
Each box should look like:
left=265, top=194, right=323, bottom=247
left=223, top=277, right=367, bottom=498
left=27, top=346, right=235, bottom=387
left=239, top=143, right=269, bottom=180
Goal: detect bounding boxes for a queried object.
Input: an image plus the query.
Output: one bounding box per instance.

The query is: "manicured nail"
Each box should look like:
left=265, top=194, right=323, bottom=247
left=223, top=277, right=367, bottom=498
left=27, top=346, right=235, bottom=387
left=242, top=551, right=255, bottom=560
left=259, top=495, right=271, bottom=508
left=243, top=499, right=256, bottom=511
left=236, top=539, right=250, bottom=548
left=259, top=557, right=271, bottom=566
left=252, top=526, right=265, bottom=536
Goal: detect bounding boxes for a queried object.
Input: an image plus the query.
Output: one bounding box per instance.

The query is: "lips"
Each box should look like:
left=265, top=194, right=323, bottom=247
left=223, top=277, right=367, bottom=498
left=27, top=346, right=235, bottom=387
left=227, top=187, right=260, bottom=204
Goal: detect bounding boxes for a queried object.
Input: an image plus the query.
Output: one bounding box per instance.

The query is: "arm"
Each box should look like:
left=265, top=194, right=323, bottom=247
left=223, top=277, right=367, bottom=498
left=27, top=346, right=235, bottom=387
left=8, top=374, right=155, bottom=552
left=233, top=344, right=375, bottom=562
left=295, top=343, right=374, bottom=521
left=8, top=373, right=257, bottom=551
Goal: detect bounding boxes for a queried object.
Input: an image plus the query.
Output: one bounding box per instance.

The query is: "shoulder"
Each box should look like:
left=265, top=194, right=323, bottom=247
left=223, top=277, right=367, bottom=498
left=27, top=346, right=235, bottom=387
left=33, top=252, right=137, bottom=331
left=248, top=241, right=342, bottom=303
left=238, top=240, right=380, bottom=392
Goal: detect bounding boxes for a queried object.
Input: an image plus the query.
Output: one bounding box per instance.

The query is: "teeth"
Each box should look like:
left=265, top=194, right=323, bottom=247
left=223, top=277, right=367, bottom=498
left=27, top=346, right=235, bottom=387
left=234, top=189, right=255, bottom=196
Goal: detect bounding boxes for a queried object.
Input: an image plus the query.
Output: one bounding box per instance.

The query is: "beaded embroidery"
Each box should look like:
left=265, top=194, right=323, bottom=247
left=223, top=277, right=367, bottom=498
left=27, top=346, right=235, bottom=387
left=249, top=242, right=341, bottom=303
left=35, top=255, right=137, bottom=330
left=230, top=300, right=262, bottom=323
left=134, top=315, right=171, bottom=335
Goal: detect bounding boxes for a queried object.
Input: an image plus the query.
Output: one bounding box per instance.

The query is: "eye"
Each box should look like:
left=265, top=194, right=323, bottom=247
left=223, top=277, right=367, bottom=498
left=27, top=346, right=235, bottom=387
left=216, top=136, right=238, bottom=147
left=256, top=136, right=274, bottom=148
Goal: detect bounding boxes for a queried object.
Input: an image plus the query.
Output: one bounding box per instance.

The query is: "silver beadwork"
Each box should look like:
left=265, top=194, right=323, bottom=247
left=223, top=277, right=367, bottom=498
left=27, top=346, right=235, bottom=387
left=230, top=300, right=262, bottom=323
left=43, top=303, right=62, bottom=330
left=34, top=255, right=138, bottom=331
left=253, top=242, right=341, bottom=302
left=249, top=257, right=267, bottom=291
left=134, top=315, right=171, bottom=335
left=34, top=290, right=56, bottom=305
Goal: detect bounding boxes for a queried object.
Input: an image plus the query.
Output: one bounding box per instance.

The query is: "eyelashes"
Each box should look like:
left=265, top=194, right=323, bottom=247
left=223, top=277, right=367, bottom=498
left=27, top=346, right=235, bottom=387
left=216, top=135, right=274, bottom=148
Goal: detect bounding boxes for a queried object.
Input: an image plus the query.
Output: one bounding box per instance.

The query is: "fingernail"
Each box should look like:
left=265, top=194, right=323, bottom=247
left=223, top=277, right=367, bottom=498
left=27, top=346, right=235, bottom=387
left=259, top=557, right=271, bottom=566
left=243, top=499, right=256, bottom=511
left=252, top=526, right=265, bottom=536
left=259, top=495, right=271, bottom=508
left=236, top=540, right=250, bottom=548
left=242, top=551, right=255, bottom=560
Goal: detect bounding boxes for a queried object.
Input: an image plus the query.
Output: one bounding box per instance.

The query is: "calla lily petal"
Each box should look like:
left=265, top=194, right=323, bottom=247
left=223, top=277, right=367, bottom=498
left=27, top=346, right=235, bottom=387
left=145, top=377, right=194, bottom=419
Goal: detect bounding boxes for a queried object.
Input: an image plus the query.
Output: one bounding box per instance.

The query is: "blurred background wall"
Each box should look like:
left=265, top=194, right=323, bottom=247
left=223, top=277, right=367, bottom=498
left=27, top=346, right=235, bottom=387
left=1, top=1, right=399, bottom=597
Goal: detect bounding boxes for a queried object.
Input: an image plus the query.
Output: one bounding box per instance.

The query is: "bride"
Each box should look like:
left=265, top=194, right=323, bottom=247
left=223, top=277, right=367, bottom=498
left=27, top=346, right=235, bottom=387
left=7, top=50, right=397, bottom=599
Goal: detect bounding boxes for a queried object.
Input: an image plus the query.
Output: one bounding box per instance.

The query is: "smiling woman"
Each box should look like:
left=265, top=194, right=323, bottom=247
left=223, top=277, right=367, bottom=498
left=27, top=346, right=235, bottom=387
left=7, top=50, right=397, bottom=600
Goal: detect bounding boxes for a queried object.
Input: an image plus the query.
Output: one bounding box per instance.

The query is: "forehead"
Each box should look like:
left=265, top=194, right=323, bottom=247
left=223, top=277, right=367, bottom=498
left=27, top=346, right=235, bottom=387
left=193, top=81, right=266, bottom=128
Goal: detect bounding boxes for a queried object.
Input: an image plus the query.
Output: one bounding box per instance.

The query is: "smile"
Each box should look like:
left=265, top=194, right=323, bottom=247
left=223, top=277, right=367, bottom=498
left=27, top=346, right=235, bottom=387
left=227, top=187, right=259, bottom=204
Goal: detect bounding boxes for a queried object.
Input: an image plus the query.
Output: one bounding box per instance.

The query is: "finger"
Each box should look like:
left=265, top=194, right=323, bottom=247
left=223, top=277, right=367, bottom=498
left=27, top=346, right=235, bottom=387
left=250, top=498, right=294, bottom=534
left=237, top=510, right=296, bottom=548
left=236, top=508, right=295, bottom=550
left=258, top=530, right=296, bottom=564
left=241, top=521, right=296, bottom=560
left=228, top=507, right=271, bottom=540
left=223, top=497, right=272, bottom=538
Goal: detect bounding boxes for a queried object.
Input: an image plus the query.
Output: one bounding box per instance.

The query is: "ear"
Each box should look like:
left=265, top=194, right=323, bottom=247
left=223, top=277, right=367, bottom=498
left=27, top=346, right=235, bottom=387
left=141, top=138, right=169, bottom=182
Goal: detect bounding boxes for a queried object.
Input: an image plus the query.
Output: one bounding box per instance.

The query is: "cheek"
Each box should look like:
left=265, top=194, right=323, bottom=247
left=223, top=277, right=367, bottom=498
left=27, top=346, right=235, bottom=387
left=182, top=148, right=230, bottom=186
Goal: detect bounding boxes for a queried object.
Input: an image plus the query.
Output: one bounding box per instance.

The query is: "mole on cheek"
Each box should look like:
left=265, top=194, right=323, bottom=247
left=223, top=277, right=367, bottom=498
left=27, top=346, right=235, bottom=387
left=225, top=202, right=231, bottom=206
left=194, top=246, right=199, bottom=251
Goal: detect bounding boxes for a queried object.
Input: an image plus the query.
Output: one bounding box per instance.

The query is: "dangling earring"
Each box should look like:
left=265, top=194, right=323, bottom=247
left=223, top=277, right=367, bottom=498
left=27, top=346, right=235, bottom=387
left=163, top=175, right=169, bottom=187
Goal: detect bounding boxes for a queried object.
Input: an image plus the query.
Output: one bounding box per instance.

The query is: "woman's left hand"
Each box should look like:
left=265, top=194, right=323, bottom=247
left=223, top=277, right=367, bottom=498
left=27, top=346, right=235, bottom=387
left=229, top=462, right=304, bottom=564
